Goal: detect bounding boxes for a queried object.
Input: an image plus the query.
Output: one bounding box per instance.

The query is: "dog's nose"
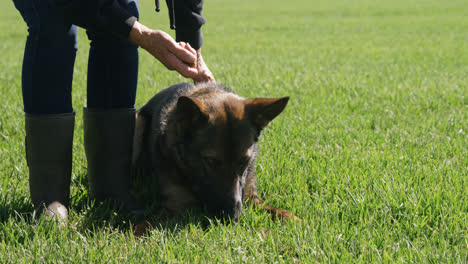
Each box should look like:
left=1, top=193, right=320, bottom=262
left=223, top=201, right=242, bottom=222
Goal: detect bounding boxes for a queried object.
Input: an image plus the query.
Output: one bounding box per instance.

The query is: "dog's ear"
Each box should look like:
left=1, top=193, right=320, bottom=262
left=176, top=96, right=209, bottom=125
left=245, top=97, right=289, bottom=130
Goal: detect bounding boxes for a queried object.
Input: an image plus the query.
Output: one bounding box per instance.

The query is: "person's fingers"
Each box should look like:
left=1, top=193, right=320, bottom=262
left=183, top=42, right=196, bottom=55
left=177, top=42, right=196, bottom=57
left=166, top=52, right=198, bottom=78
left=168, top=42, right=197, bottom=65
left=177, top=42, right=196, bottom=55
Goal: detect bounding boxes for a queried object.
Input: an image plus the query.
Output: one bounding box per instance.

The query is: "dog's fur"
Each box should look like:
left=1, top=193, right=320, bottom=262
left=132, top=82, right=299, bottom=222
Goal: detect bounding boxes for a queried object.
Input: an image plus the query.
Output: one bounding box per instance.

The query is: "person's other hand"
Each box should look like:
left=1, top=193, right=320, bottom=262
left=129, top=22, right=198, bottom=78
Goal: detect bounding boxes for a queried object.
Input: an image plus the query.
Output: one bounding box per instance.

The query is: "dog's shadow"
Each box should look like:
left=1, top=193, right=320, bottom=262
left=130, top=169, right=221, bottom=237
left=71, top=171, right=215, bottom=238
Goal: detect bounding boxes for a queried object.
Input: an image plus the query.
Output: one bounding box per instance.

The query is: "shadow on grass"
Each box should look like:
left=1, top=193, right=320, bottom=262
left=71, top=198, right=218, bottom=239
left=0, top=198, right=32, bottom=224
left=70, top=172, right=220, bottom=237
left=0, top=172, right=227, bottom=239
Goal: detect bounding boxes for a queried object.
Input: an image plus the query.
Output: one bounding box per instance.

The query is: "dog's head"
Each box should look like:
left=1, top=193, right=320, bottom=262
left=161, top=92, right=289, bottom=221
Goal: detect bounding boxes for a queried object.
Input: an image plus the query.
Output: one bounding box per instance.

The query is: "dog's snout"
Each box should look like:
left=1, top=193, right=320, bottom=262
left=234, top=201, right=242, bottom=220
left=235, top=201, right=242, bottom=212
left=221, top=200, right=242, bottom=222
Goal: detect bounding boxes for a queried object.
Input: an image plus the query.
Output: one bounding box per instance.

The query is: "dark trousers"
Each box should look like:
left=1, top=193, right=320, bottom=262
left=13, top=0, right=140, bottom=115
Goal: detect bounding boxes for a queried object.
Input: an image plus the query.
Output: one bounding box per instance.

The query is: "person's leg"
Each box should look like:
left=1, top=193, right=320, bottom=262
left=86, top=0, right=139, bottom=109
left=14, top=0, right=77, bottom=114
left=84, top=0, right=141, bottom=213
left=13, top=0, right=77, bottom=220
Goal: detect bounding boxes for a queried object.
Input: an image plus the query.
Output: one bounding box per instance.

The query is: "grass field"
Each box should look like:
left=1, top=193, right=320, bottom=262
left=1, top=0, right=467, bottom=262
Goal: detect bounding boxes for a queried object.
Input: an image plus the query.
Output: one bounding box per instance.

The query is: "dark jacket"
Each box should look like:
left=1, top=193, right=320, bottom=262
left=49, top=0, right=206, bottom=50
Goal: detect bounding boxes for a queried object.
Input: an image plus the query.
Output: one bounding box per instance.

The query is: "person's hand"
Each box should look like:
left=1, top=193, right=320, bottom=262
left=129, top=21, right=198, bottom=78
left=178, top=43, right=215, bottom=84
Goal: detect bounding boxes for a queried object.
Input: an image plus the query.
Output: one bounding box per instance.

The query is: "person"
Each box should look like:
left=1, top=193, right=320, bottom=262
left=13, top=0, right=214, bottom=221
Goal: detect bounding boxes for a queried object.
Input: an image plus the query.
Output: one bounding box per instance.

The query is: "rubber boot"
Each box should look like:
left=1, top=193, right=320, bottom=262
left=83, top=107, right=140, bottom=213
left=25, top=113, right=75, bottom=221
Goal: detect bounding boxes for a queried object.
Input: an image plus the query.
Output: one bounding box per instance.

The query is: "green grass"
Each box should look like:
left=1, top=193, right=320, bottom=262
left=1, top=0, right=467, bottom=262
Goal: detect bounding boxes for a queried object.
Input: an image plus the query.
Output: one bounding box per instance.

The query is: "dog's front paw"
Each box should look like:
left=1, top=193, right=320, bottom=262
left=271, top=208, right=302, bottom=222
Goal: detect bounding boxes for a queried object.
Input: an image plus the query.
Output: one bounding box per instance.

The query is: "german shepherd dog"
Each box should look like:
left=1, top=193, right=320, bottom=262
left=132, top=82, right=299, bottom=225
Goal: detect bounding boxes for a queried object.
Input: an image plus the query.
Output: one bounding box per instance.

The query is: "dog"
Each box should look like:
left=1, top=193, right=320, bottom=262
left=132, top=82, right=300, bottom=225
